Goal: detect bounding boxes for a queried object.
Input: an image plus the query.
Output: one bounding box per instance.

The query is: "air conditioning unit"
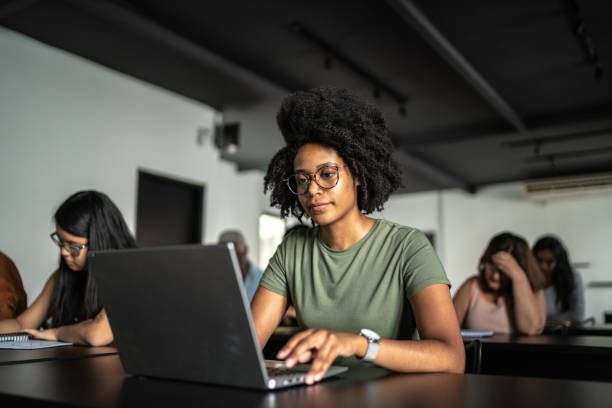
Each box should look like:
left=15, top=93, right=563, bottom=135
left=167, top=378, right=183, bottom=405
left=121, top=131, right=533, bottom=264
left=523, top=172, right=612, bottom=202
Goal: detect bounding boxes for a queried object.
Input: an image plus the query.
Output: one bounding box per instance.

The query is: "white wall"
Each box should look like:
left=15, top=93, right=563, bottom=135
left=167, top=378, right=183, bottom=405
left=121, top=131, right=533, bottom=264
left=0, top=27, right=267, bottom=300
left=381, top=183, right=612, bottom=323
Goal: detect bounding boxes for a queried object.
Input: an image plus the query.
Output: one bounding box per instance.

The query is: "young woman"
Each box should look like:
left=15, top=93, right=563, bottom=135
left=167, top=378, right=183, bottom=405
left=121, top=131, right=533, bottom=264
left=533, top=235, right=585, bottom=324
left=453, top=232, right=547, bottom=335
left=0, top=190, right=136, bottom=345
left=251, top=87, right=464, bottom=385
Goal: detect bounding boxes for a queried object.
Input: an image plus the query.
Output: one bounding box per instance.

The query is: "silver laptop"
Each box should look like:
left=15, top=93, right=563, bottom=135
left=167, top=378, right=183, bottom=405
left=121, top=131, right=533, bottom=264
left=89, top=244, right=347, bottom=390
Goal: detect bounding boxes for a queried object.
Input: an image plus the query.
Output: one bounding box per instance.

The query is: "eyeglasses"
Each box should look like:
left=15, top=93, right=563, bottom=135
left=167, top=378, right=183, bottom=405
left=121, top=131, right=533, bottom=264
left=284, top=165, right=344, bottom=195
left=50, top=232, right=88, bottom=257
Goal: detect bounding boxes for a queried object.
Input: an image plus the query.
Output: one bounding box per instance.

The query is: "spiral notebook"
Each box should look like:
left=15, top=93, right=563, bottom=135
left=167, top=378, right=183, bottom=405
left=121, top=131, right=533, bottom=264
left=0, top=332, right=72, bottom=349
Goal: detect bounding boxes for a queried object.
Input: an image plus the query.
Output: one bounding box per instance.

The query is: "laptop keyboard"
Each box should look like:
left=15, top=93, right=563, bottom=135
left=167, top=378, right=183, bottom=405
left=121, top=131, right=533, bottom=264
left=264, top=360, right=308, bottom=382
left=266, top=366, right=306, bottom=377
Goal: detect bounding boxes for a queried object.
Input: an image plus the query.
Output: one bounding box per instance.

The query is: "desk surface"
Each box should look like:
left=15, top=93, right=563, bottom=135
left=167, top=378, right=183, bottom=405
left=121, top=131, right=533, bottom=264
left=567, top=324, right=612, bottom=336
left=0, top=345, right=118, bottom=366
left=1, top=354, right=612, bottom=407
left=479, top=334, right=612, bottom=354
left=477, top=334, right=612, bottom=381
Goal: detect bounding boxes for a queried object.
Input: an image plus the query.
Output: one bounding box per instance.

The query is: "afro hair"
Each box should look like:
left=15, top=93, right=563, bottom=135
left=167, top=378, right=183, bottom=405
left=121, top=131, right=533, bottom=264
left=264, top=86, right=402, bottom=221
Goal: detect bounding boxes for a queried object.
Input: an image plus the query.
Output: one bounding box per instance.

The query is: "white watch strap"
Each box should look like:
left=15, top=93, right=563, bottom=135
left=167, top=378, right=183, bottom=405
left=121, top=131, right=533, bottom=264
left=359, top=329, right=381, bottom=362
left=363, top=338, right=380, bottom=362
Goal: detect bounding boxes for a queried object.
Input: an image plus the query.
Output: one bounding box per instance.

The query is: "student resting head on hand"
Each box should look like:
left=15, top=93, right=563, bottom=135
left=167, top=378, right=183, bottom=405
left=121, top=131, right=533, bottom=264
left=0, top=190, right=136, bottom=346
left=453, top=232, right=547, bottom=336
left=250, top=86, right=465, bottom=385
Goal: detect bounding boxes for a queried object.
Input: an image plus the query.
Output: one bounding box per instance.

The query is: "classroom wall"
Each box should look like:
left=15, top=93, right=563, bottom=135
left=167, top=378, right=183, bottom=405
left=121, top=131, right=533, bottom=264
left=381, top=184, right=612, bottom=323
left=0, top=27, right=267, bottom=300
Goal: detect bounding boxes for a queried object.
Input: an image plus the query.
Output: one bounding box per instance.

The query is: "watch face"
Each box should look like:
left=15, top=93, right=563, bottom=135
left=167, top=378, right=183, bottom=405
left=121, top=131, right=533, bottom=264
left=361, top=328, right=381, bottom=341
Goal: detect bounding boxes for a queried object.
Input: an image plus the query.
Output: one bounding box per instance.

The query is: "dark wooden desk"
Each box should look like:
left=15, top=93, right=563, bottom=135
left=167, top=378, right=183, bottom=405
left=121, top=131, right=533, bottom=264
left=567, top=324, right=612, bottom=336
left=0, top=345, right=117, bottom=366
left=479, top=334, right=612, bottom=381
left=1, top=354, right=612, bottom=407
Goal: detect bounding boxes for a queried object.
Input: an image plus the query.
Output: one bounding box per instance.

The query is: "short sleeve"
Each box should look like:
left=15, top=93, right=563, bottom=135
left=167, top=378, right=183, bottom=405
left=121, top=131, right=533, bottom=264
left=401, top=230, right=451, bottom=300
left=259, top=243, right=288, bottom=297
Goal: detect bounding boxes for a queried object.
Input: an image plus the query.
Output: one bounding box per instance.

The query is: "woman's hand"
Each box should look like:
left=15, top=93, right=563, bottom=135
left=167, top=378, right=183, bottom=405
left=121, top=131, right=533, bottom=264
left=23, top=328, right=59, bottom=341
left=277, top=328, right=365, bottom=384
left=491, top=251, right=523, bottom=280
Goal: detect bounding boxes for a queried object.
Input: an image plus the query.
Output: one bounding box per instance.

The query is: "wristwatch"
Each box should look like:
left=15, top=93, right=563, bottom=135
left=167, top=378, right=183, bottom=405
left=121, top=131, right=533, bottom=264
left=358, top=328, right=381, bottom=362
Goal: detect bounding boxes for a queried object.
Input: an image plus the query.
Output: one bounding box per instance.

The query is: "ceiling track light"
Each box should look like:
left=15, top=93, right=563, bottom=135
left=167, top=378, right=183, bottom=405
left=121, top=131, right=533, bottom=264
left=214, top=122, right=240, bottom=155
left=566, top=0, right=603, bottom=80
left=289, top=21, right=410, bottom=116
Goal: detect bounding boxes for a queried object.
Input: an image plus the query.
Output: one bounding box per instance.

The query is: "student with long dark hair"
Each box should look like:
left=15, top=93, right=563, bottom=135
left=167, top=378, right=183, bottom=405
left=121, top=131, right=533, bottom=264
left=533, top=235, right=584, bottom=324
left=0, top=190, right=136, bottom=345
left=252, top=87, right=464, bottom=385
left=453, top=232, right=547, bottom=335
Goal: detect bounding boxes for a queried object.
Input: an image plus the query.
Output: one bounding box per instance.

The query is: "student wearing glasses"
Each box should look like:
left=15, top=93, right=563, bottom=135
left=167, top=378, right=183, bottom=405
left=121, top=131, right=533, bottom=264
left=453, top=232, right=547, bottom=335
left=0, top=190, right=136, bottom=345
left=251, top=87, right=465, bottom=385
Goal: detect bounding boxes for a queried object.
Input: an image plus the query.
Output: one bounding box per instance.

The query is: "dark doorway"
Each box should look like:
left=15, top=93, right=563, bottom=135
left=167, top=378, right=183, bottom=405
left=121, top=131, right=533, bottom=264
left=136, top=170, right=205, bottom=247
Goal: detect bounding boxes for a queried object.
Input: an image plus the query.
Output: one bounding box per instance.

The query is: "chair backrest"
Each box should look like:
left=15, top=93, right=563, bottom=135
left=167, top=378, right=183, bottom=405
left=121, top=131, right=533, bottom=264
left=464, top=339, right=482, bottom=374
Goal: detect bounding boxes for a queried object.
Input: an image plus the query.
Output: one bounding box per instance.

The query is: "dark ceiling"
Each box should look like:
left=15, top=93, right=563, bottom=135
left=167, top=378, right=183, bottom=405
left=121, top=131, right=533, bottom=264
left=2, top=0, right=611, bottom=193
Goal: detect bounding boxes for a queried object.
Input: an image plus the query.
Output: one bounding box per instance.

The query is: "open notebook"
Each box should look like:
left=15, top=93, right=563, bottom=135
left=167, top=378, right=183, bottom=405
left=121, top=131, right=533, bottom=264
left=460, top=329, right=494, bottom=338
left=0, top=332, right=72, bottom=349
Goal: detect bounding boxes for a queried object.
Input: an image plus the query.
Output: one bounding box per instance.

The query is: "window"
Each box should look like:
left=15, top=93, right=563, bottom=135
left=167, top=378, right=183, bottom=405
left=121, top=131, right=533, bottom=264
left=258, top=213, right=285, bottom=270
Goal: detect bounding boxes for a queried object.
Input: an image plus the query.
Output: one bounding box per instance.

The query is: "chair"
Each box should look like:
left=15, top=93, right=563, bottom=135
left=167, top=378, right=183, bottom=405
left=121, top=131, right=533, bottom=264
left=464, top=339, right=482, bottom=374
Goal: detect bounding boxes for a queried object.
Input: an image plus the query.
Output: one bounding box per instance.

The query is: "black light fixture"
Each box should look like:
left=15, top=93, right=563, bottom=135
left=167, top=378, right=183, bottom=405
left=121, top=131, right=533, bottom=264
left=214, top=122, right=240, bottom=154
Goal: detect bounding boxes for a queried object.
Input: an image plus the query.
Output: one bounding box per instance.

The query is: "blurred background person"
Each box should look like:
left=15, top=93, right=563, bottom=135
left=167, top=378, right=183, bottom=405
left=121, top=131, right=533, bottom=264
left=453, top=232, right=547, bottom=335
left=533, top=235, right=585, bottom=325
left=219, top=229, right=263, bottom=302
left=0, top=251, right=27, bottom=320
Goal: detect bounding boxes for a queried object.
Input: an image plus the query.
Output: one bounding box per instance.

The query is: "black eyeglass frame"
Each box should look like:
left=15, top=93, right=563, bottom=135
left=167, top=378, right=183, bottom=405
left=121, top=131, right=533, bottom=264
left=50, top=232, right=88, bottom=257
left=283, top=165, right=345, bottom=195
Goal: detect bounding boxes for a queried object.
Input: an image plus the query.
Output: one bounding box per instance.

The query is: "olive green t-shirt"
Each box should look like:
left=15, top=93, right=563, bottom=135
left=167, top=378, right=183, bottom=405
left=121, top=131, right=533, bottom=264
left=260, top=219, right=450, bottom=345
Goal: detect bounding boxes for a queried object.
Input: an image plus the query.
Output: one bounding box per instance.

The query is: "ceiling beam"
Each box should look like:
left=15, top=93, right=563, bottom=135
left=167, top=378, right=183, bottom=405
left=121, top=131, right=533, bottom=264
left=525, top=145, right=612, bottom=163
left=385, top=0, right=526, bottom=132
left=395, top=150, right=474, bottom=193
left=61, top=0, right=287, bottom=107
left=0, top=0, right=40, bottom=19
left=401, top=117, right=612, bottom=147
